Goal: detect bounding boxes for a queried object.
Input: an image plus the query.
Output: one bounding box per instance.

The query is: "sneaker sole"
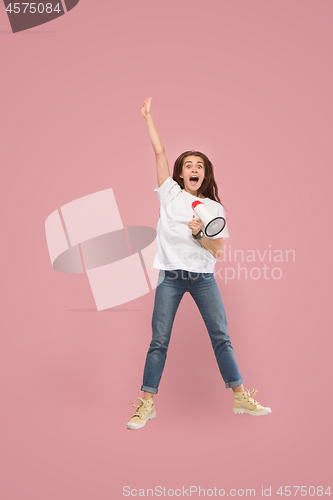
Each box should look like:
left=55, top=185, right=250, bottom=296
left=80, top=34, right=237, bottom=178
left=233, top=408, right=272, bottom=416
left=127, top=412, right=156, bottom=430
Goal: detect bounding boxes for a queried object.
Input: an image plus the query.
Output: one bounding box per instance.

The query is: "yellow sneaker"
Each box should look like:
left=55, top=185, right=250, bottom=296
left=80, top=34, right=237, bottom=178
left=233, top=388, right=271, bottom=416
left=127, top=397, right=156, bottom=430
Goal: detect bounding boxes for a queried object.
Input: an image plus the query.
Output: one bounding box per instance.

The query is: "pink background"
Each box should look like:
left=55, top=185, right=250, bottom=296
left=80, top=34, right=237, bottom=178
left=1, top=1, right=332, bottom=498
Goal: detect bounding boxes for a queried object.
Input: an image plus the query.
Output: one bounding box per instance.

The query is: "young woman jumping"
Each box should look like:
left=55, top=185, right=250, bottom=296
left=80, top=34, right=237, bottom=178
left=127, top=97, right=271, bottom=430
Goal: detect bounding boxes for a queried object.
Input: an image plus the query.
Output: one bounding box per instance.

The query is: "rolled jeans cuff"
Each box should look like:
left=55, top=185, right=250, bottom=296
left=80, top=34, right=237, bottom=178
left=141, top=385, right=158, bottom=395
left=225, top=378, right=244, bottom=389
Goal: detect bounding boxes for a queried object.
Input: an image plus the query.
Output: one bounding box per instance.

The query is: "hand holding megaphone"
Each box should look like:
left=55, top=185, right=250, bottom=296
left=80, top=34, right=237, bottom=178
left=192, top=201, right=226, bottom=237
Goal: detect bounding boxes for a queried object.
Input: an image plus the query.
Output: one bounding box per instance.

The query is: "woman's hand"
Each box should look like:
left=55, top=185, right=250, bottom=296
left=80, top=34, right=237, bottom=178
left=188, top=215, right=203, bottom=236
left=141, top=97, right=152, bottom=118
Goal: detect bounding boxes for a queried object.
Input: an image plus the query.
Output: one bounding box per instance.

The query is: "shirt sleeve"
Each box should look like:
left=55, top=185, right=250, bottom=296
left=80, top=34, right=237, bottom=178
left=154, top=176, right=181, bottom=205
left=210, top=203, right=230, bottom=240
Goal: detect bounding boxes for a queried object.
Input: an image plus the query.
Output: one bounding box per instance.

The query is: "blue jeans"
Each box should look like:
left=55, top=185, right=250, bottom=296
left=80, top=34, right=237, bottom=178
left=141, top=270, right=244, bottom=394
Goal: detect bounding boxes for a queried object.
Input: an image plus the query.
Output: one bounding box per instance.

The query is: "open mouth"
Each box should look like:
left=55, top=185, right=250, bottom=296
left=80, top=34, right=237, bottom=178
left=190, top=175, right=199, bottom=186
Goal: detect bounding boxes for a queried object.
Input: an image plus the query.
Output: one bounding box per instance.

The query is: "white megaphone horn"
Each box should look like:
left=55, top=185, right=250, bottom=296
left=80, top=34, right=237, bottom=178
left=192, top=200, right=226, bottom=237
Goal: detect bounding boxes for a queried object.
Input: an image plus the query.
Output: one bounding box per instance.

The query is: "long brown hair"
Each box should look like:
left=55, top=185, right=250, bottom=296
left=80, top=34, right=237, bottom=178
left=172, top=151, right=223, bottom=205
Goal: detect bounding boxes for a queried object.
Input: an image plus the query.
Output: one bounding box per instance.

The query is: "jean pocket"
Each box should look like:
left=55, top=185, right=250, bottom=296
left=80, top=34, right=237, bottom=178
left=157, top=270, right=166, bottom=287
left=202, top=272, right=214, bottom=280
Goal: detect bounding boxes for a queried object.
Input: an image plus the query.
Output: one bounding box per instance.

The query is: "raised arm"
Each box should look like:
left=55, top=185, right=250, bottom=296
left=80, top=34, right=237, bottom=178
left=141, top=97, right=170, bottom=187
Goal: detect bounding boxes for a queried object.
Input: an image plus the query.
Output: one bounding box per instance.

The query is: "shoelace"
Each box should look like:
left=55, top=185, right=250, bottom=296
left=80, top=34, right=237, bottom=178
left=129, top=398, right=150, bottom=419
left=244, top=387, right=259, bottom=406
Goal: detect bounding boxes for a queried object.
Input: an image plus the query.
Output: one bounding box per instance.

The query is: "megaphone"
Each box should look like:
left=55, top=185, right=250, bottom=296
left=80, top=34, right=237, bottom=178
left=192, top=201, right=226, bottom=237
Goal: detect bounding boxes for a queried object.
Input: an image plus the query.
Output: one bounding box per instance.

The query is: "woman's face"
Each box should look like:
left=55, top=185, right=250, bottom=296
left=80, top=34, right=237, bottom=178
left=179, top=155, right=206, bottom=197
